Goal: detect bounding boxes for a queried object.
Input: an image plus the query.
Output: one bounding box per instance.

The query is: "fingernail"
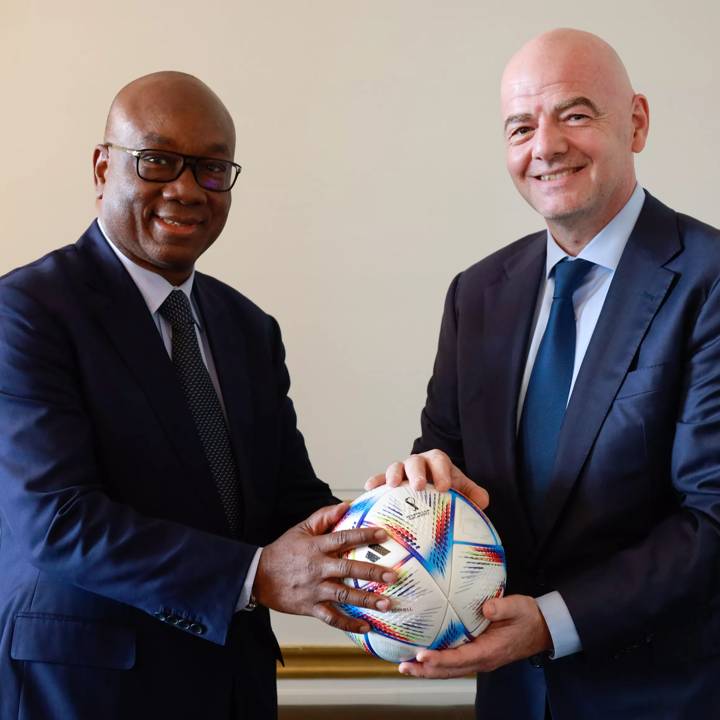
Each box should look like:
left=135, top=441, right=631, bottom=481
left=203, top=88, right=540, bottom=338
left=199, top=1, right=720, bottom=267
left=398, top=664, right=410, bottom=675
left=374, top=529, right=388, bottom=541
left=376, top=598, right=390, bottom=611
left=382, top=571, right=397, bottom=583
left=359, top=624, right=370, bottom=634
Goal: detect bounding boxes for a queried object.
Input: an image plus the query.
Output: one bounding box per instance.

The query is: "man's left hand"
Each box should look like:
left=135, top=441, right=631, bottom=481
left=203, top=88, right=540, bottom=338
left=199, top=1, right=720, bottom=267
left=398, top=595, right=552, bottom=678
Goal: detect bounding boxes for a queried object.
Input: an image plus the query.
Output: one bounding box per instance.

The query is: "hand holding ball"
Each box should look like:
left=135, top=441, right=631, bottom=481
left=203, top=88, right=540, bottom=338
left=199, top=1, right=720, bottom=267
left=333, top=482, right=506, bottom=663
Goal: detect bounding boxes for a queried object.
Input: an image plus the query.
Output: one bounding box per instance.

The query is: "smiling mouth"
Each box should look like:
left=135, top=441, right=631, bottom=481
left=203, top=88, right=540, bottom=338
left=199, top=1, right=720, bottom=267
left=153, top=215, right=205, bottom=239
left=155, top=215, right=203, bottom=226
left=153, top=215, right=206, bottom=235
left=535, top=167, right=583, bottom=181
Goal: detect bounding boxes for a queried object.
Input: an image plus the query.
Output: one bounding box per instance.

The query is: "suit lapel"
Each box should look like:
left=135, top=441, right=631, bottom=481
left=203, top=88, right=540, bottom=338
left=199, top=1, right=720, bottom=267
left=75, top=224, right=230, bottom=531
left=477, top=233, right=546, bottom=550
left=536, top=194, right=681, bottom=546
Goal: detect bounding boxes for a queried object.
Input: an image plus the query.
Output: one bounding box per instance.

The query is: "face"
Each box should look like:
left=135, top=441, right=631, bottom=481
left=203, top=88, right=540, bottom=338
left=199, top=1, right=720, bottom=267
left=93, top=86, right=235, bottom=284
left=501, top=48, right=648, bottom=241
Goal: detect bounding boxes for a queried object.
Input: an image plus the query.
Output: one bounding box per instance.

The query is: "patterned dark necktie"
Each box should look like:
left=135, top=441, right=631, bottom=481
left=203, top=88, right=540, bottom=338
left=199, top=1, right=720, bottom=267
left=159, top=289, right=241, bottom=534
left=518, top=258, right=595, bottom=531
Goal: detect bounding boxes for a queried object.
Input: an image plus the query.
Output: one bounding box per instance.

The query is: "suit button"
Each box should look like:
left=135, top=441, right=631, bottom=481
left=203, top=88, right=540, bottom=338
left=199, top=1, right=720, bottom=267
left=528, top=654, right=546, bottom=668
left=167, top=615, right=180, bottom=624
left=153, top=611, right=169, bottom=622
left=190, top=623, right=205, bottom=635
left=176, top=619, right=191, bottom=630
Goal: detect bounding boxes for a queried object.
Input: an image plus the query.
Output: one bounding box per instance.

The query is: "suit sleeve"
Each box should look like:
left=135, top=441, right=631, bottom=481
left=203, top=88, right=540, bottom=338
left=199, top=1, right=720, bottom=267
left=0, top=282, right=257, bottom=645
left=411, top=274, right=467, bottom=471
left=558, top=275, right=720, bottom=654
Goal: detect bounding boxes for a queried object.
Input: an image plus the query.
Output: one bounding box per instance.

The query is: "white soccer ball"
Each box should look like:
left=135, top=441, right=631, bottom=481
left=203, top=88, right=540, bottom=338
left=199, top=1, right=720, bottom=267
left=334, top=482, right=506, bottom=663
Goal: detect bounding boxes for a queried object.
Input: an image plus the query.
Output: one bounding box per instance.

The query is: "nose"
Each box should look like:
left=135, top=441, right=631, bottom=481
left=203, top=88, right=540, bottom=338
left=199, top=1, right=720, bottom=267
left=532, top=119, right=568, bottom=162
left=162, top=165, right=206, bottom=204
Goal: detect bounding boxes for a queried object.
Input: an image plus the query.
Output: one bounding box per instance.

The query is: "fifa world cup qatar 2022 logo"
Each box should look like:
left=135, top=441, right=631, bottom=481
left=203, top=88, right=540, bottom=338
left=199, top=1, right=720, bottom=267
left=404, top=496, right=431, bottom=521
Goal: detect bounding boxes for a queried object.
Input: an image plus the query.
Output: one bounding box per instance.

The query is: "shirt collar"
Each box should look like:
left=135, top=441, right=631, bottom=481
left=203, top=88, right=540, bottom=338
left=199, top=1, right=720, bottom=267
left=97, top=219, right=200, bottom=326
left=545, top=183, right=646, bottom=277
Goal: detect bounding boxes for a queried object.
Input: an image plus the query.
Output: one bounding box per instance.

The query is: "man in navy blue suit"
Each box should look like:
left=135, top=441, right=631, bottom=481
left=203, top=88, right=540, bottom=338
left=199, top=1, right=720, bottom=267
left=370, top=28, right=720, bottom=719
left=0, top=71, right=413, bottom=719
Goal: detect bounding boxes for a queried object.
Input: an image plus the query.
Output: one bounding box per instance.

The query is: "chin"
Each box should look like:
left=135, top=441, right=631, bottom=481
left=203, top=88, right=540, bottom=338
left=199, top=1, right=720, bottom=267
left=143, top=249, right=195, bottom=274
left=532, top=195, right=592, bottom=223
left=542, top=207, right=584, bottom=222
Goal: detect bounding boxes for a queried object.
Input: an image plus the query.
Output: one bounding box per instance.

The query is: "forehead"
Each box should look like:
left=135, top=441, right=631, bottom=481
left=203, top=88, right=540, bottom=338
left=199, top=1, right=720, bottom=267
left=114, top=101, right=235, bottom=158
left=502, top=80, right=603, bottom=118
left=500, top=50, right=619, bottom=119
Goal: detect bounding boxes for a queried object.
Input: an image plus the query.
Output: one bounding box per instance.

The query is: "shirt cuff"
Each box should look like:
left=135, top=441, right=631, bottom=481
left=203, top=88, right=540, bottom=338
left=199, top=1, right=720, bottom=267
left=235, top=547, right=263, bottom=613
left=535, top=591, right=582, bottom=659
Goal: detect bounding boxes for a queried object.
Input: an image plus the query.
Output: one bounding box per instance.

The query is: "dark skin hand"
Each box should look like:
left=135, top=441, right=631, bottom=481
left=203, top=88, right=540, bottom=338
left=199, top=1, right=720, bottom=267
left=253, top=502, right=398, bottom=633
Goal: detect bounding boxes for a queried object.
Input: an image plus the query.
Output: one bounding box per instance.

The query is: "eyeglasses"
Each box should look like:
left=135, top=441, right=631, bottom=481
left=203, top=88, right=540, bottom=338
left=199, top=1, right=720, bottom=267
left=103, top=143, right=241, bottom=192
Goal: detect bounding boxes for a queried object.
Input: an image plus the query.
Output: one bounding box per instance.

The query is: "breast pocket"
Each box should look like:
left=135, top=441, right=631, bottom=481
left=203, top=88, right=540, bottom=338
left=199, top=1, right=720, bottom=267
left=10, top=613, right=136, bottom=670
left=615, top=363, right=675, bottom=400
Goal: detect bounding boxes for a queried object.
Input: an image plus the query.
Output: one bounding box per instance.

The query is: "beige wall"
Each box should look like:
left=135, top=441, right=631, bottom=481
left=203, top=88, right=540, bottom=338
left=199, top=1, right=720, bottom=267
left=3, top=0, right=719, bottom=668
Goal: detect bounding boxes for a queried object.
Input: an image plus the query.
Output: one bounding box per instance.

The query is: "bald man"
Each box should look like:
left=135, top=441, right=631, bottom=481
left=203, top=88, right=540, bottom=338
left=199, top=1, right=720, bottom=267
left=369, top=29, right=720, bottom=720
left=0, top=72, right=405, bottom=720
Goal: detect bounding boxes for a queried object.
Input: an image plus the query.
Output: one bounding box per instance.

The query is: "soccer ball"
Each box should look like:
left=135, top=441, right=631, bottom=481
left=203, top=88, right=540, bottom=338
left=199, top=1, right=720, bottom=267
left=333, top=482, right=506, bottom=663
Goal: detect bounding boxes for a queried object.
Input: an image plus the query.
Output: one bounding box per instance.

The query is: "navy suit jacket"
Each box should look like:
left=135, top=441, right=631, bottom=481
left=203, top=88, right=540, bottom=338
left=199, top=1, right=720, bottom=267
left=413, top=192, right=720, bottom=720
left=0, top=222, right=334, bottom=720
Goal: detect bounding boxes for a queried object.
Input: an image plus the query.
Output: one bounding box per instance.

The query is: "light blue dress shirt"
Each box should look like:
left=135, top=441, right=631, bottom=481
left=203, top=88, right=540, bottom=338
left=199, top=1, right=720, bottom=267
left=519, top=184, right=646, bottom=658
left=98, top=221, right=261, bottom=612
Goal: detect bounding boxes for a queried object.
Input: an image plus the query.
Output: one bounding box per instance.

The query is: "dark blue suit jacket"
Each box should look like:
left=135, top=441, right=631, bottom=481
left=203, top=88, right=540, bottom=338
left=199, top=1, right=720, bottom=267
left=0, top=222, right=334, bottom=719
left=413, top=192, right=720, bottom=720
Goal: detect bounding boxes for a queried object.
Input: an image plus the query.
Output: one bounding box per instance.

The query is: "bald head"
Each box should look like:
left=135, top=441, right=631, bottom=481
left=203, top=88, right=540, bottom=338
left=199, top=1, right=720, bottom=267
left=104, top=71, right=235, bottom=155
left=502, top=29, right=634, bottom=110
left=500, top=29, right=649, bottom=250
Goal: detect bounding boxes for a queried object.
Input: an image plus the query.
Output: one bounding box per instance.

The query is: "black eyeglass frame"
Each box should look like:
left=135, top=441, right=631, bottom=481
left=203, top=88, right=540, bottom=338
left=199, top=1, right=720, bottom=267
left=103, top=143, right=242, bottom=192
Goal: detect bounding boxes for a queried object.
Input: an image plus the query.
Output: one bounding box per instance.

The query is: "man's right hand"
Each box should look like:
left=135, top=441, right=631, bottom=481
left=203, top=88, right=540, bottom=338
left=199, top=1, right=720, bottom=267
left=253, top=502, right=398, bottom=633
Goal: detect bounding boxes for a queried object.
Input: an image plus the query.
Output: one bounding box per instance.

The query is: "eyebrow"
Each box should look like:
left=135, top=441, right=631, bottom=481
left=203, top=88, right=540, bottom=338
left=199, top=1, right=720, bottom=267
left=503, top=113, right=533, bottom=132
left=554, top=96, right=602, bottom=116
left=140, top=133, right=174, bottom=147
left=140, top=132, right=231, bottom=157
left=503, top=96, right=602, bottom=131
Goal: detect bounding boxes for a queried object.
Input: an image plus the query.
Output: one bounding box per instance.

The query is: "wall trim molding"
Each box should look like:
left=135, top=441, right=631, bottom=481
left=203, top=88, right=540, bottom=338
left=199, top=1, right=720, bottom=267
left=278, top=645, right=403, bottom=678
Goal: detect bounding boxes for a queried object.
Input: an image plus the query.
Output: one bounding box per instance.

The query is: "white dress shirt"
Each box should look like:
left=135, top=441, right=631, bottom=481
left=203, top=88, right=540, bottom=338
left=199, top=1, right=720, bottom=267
left=521, top=184, right=646, bottom=658
left=97, top=220, right=261, bottom=612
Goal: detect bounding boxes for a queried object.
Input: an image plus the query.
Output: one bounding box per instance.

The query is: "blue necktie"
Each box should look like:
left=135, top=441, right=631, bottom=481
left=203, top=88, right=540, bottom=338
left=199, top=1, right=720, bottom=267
left=518, top=258, right=594, bottom=529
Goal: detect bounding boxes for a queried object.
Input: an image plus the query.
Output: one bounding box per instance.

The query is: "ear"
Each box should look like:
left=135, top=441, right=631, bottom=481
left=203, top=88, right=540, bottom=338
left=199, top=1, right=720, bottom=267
left=630, top=94, right=650, bottom=153
left=93, top=144, right=109, bottom=199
